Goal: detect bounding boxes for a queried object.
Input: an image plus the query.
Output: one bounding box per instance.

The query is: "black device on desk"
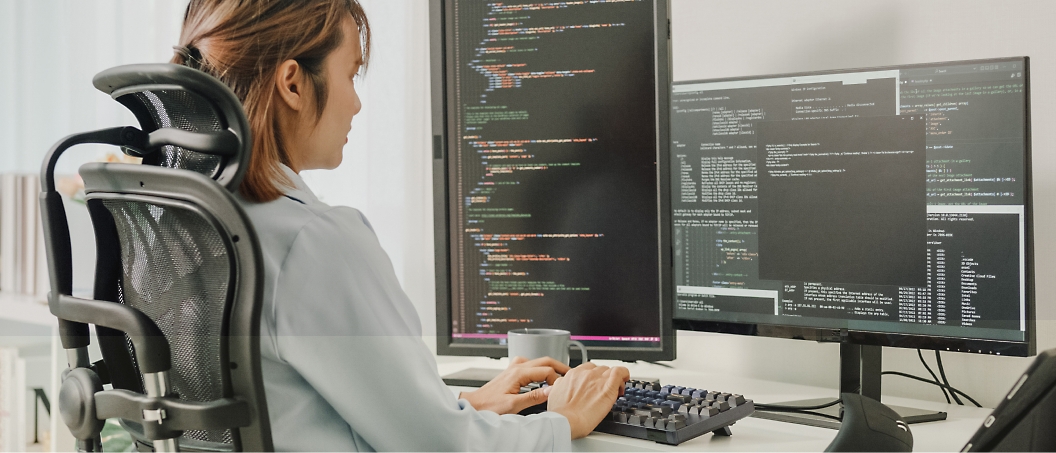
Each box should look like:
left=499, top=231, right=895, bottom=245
left=962, top=348, right=1056, bottom=451
left=429, top=0, right=675, bottom=363
left=670, top=57, right=1034, bottom=428
left=826, top=393, right=913, bottom=452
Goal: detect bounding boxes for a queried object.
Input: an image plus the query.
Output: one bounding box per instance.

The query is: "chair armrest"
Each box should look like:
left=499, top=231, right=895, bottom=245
left=51, top=294, right=171, bottom=373
left=96, top=389, right=251, bottom=442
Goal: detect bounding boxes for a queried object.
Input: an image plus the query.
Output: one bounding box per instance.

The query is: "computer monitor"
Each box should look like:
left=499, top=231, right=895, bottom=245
left=669, top=57, right=1033, bottom=422
left=430, top=0, right=675, bottom=361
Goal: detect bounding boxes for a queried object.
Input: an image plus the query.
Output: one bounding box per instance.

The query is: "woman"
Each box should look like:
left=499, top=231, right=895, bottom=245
left=171, top=0, right=629, bottom=450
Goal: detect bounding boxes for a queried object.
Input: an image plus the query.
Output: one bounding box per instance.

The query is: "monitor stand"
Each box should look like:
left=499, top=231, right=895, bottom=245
left=751, top=343, right=948, bottom=429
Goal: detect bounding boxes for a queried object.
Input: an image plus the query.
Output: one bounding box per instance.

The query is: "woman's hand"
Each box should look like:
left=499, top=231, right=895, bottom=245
left=459, top=356, right=571, bottom=415
left=546, top=363, right=630, bottom=439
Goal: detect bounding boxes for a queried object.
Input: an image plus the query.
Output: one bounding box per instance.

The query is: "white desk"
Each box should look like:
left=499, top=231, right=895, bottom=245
left=438, top=357, right=991, bottom=452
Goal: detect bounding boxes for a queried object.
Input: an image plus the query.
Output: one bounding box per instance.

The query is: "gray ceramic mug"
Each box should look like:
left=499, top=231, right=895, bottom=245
left=507, top=328, right=588, bottom=365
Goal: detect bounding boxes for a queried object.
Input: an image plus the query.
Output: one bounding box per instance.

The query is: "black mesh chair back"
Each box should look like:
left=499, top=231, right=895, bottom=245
left=126, top=90, right=225, bottom=175
left=99, top=199, right=234, bottom=446
left=41, top=64, right=271, bottom=452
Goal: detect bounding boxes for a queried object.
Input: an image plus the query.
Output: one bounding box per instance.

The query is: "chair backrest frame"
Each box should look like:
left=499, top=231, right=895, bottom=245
left=41, top=63, right=272, bottom=451
left=81, top=162, right=272, bottom=452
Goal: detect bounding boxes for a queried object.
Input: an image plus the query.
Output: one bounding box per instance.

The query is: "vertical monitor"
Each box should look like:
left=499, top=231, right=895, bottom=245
left=432, top=0, right=674, bottom=360
left=670, top=58, right=1033, bottom=356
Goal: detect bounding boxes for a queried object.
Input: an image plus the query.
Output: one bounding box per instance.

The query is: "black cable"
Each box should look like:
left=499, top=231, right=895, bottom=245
left=881, top=371, right=982, bottom=407
left=756, top=398, right=842, bottom=411
left=935, top=350, right=964, bottom=406
left=918, top=349, right=951, bottom=404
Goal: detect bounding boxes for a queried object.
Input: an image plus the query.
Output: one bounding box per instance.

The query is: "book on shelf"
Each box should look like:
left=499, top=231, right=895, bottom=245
left=0, top=173, right=50, bottom=301
left=20, top=175, right=37, bottom=299
left=0, top=174, right=19, bottom=295
left=0, top=347, right=27, bottom=452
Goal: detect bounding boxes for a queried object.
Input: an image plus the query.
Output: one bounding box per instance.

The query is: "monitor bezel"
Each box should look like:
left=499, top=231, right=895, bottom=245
left=430, top=0, right=676, bottom=360
left=670, top=56, right=1035, bottom=358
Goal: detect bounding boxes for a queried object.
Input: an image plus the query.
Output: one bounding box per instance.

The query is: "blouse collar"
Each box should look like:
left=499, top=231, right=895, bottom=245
left=279, top=164, right=320, bottom=205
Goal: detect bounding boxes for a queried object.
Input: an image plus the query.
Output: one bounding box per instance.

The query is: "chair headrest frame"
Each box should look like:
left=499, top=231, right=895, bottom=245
left=92, top=64, right=252, bottom=191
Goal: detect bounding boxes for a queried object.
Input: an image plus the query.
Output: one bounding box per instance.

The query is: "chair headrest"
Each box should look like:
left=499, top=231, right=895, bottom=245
left=92, top=64, right=251, bottom=192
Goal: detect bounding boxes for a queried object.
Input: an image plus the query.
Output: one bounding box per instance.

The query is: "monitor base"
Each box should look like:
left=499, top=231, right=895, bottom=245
left=752, top=397, right=947, bottom=429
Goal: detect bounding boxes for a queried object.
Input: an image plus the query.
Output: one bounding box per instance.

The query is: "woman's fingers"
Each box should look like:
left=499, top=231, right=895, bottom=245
left=517, top=356, right=572, bottom=375
left=512, top=366, right=561, bottom=386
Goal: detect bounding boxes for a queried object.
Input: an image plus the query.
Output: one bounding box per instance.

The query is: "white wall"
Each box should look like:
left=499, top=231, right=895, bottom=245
left=300, top=0, right=437, bottom=341
left=668, top=0, right=1056, bottom=409
left=0, top=0, right=188, bottom=176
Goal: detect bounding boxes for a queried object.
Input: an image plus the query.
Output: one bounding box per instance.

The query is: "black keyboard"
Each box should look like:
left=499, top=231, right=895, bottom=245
left=596, top=379, right=755, bottom=445
left=519, top=379, right=754, bottom=445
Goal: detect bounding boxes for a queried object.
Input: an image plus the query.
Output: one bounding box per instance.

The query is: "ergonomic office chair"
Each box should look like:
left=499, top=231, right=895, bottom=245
left=40, top=64, right=272, bottom=452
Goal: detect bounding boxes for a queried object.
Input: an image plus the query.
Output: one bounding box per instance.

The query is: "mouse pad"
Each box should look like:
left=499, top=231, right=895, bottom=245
left=442, top=368, right=503, bottom=387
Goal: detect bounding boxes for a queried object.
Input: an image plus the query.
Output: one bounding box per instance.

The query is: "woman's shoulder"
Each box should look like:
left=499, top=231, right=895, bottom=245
left=238, top=194, right=375, bottom=251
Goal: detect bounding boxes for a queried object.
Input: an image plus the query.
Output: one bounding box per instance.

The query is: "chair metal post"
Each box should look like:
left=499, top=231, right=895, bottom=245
left=144, top=371, right=179, bottom=452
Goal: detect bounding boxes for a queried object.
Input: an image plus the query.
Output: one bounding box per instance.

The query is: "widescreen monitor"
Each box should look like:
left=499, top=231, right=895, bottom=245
left=670, top=57, right=1034, bottom=357
left=430, top=0, right=674, bottom=360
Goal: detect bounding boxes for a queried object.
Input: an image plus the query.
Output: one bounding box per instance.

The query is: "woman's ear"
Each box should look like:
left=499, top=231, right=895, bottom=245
left=275, top=59, right=306, bottom=112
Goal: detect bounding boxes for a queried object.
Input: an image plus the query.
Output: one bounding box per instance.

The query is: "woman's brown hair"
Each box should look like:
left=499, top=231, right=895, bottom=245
left=171, top=0, right=371, bottom=202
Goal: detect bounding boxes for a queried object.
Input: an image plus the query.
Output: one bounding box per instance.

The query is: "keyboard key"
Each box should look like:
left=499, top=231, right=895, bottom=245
left=649, top=417, right=664, bottom=429
left=633, top=408, right=652, bottom=417
left=667, top=394, right=691, bottom=404
left=665, top=419, right=686, bottom=431
left=730, top=394, right=746, bottom=407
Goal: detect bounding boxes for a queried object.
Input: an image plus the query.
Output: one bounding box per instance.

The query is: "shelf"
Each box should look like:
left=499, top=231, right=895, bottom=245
left=0, top=292, right=53, bottom=327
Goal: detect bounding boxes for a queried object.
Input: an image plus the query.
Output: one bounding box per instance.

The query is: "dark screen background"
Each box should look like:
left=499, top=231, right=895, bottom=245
left=447, top=0, right=662, bottom=345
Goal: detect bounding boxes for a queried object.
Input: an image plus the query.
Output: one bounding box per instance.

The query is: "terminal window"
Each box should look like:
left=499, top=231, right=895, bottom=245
left=671, top=60, right=1028, bottom=342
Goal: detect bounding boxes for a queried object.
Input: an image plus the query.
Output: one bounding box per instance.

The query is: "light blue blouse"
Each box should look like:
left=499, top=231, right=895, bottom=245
left=237, top=166, right=572, bottom=451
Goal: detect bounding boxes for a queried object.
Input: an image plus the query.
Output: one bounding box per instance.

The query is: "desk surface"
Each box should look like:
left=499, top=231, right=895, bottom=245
left=438, top=357, right=990, bottom=452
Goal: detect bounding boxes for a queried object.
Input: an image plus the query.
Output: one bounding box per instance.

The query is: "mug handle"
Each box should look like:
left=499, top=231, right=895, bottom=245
left=569, top=340, right=588, bottom=364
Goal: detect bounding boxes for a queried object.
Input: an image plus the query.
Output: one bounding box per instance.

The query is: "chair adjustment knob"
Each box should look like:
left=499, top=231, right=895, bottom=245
left=59, top=367, right=105, bottom=441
